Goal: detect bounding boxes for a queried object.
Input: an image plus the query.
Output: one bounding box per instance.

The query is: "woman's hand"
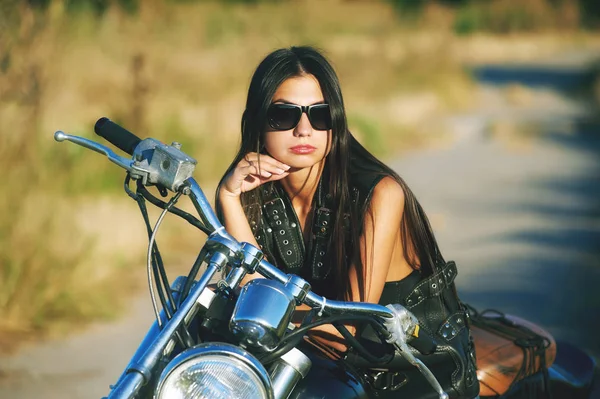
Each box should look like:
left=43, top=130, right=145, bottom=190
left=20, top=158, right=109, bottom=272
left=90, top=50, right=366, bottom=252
left=292, top=304, right=355, bottom=353
left=221, top=153, right=290, bottom=198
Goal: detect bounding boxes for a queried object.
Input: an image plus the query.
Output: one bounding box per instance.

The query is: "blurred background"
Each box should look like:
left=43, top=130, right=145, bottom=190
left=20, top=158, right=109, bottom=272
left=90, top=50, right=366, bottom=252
left=0, top=0, right=599, bottom=397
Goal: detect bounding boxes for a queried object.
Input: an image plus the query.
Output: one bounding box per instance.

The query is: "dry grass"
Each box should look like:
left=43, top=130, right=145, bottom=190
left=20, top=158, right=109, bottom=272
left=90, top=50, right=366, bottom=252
left=1, top=0, right=599, bottom=344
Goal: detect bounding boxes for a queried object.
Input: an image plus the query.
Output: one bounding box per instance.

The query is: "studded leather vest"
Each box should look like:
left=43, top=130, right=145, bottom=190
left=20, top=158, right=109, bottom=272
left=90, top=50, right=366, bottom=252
left=245, top=168, right=385, bottom=298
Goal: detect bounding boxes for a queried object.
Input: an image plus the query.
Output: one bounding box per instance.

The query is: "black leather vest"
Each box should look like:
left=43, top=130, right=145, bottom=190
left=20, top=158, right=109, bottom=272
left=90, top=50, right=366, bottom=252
left=245, top=168, right=384, bottom=298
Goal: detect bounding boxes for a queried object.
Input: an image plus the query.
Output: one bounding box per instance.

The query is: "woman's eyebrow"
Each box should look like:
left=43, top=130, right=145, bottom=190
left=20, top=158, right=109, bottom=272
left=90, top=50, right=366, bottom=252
left=271, top=98, right=326, bottom=105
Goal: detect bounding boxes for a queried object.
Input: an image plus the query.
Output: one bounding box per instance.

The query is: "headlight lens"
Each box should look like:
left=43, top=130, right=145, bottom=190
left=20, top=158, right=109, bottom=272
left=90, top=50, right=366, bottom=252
left=156, top=343, right=271, bottom=399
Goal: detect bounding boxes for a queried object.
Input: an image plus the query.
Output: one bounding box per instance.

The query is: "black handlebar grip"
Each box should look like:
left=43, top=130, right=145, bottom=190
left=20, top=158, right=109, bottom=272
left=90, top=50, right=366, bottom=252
left=408, top=324, right=437, bottom=355
left=94, top=117, right=142, bottom=155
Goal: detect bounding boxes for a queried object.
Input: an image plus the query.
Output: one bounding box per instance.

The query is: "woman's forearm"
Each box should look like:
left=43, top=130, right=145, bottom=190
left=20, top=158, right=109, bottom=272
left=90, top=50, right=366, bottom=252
left=218, top=190, right=265, bottom=284
left=218, top=190, right=260, bottom=248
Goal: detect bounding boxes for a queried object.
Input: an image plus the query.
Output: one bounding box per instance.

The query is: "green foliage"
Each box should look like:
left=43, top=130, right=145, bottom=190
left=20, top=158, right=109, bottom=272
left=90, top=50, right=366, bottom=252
left=0, top=53, right=10, bottom=73
left=579, top=0, right=600, bottom=27
left=27, top=0, right=52, bottom=9
left=452, top=0, right=578, bottom=34
left=61, top=0, right=139, bottom=16
left=222, top=0, right=268, bottom=3
left=64, top=0, right=110, bottom=15
left=453, top=6, right=483, bottom=35
left=10, top=0, right=600, bottom=30
left=386, top=0, right=426, bottom=13
left=116, top=0, right=138, bottom=14
left=387, top=0, right=597, bottom=32
left=387, top=0, right=472, bottom=17
left=0, top=0, right=21, bottom=34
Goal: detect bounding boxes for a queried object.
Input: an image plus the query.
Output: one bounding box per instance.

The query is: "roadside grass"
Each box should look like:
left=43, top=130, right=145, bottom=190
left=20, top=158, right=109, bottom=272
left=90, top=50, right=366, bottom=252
left=1, top=0, right=599, bottom=347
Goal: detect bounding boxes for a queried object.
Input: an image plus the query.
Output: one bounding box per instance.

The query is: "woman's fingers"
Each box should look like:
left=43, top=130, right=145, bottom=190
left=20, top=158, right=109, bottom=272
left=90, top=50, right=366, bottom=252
left=240, top=157, right=289, bottom=178
left=243, top=153, right=290, bottom=174
left=223, top=153, right=291, bottom=196
left=239, top=163, right=272, bottom=178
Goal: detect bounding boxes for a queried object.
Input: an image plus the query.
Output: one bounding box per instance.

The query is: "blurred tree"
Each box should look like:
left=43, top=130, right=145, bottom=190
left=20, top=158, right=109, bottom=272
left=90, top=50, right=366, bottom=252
left=116, top=0, right=138, bottom=14
left=18, top=0, right=139, bottom=16
left=64, top=0, right=109, bottom=15
left=63, top=0, right=139, bottom=16
left=579, top=0, right=600, bottom=27
left=27, top=0, right=52, bottom=9
left=222, top=0, right=280, bottom=3
left=438, top=0, right=472, bottom=5
left=388, top=0, right=478, bottom=13
left=12, top=0, right=600, bottom=27
left=387, top=0, right=599, bottom=31
left=387, top=0, right=426, bottom=13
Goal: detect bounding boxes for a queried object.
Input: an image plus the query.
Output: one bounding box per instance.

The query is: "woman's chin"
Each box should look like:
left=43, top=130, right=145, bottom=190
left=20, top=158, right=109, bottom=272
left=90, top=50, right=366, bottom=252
left=286, top=159, right=325, bottom=171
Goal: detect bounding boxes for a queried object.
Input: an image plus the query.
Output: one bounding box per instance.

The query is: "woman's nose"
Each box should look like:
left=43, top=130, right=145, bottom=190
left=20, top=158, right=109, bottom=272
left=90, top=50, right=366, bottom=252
left=294, top=113, right=312, bottom=137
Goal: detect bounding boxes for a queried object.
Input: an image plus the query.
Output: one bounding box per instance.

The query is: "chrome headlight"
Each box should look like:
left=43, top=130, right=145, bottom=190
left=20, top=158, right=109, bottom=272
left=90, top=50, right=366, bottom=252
left=155, top=343, right=273, bottom=399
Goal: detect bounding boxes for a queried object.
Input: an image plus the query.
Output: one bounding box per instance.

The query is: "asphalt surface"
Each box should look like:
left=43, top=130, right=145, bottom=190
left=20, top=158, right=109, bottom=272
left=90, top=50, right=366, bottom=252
left=1, top=70, right=599, bottom=399
left=391, top=121, right=600, bottom=360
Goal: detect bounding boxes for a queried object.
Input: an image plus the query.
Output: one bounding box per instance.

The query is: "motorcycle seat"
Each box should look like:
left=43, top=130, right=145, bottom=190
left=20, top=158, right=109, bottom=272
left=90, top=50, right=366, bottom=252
left=471, top=314, right=557, bottom=397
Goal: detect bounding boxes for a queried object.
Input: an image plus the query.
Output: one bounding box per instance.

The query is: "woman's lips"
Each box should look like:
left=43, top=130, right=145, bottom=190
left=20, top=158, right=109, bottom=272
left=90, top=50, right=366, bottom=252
left=289, top=145, right=316, bottom=154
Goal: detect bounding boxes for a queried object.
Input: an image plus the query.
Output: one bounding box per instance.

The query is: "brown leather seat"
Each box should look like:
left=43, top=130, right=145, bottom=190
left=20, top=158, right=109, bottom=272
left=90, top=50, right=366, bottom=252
left=471, top=314, right=557, bottom=396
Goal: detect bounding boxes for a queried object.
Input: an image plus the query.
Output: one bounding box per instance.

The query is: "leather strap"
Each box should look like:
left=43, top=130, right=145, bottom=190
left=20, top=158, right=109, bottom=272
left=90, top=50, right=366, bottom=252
left=262, top=195, right=304, bottom=272
left=438, top=312, right=468, bottom=341
left=405, top=261, right=457, bottom=309
left=310, top=206, right=333, bottom=280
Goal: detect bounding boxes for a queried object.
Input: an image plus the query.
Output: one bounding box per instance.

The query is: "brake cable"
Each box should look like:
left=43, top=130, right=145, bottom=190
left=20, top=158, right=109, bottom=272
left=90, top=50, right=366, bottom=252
left=124, top=177, right=176, bottom=319
left=259, top=314, right=394, bottom=365
left=146, top=191, right=181, bottom=327
left=124, top=176, right=194, bottom=348
left=135, top=182, right=210, bottom=234
left=178, top=246, right=208, bottom=307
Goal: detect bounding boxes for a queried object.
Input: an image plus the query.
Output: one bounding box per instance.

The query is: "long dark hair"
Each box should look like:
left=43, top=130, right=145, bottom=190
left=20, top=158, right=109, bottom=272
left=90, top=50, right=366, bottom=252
left=216, top=46, right=444, bottom=301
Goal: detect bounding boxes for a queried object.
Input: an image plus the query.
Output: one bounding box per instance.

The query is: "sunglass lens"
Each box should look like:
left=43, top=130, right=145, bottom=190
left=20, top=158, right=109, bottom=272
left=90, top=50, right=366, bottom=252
left=267, top=104, right=301, bottom=130
left=308, top=105, right=332, bottom=130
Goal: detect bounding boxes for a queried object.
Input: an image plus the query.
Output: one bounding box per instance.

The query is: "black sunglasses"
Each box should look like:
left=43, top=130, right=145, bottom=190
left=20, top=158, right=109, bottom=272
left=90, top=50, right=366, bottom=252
left=267, top=103, right=332, bottom=131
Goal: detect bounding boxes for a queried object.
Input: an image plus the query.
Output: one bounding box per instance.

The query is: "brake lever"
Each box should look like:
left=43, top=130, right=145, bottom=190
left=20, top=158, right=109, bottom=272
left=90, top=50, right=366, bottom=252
left=54, top=131, right=134, bottom=171
left=392, top=341, right=449, bottom=399
left=384, top=304, right=448, bottom=399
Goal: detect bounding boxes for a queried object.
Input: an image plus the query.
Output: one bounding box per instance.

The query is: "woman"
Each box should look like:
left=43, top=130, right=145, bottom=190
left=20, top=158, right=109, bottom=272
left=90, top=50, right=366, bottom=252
left=216, top=46, right=479, bottom=398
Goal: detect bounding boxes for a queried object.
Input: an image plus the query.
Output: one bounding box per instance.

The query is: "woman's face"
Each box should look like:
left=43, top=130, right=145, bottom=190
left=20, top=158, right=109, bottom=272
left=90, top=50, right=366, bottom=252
left=263, top=74, right=331, bottom=170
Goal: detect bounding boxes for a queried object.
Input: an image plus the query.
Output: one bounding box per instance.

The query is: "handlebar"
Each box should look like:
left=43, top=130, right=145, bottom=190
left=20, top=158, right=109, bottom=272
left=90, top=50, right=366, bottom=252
left=94, top=117, right=142, bottom=155
left=185, top=179, right=396, bottom=319
left=53, top=129, right=398, bottom=321
left=54, top=127, right=446, bottom=399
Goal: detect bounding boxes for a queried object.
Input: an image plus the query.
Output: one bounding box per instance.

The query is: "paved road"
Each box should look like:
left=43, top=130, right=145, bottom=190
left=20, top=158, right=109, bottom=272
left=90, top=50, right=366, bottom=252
left=390, top=63, right=600, bottom=360
left=1, top=76, right=599, bottom=399
left=0, top=295, right=155, bottom=398
left=392, top=121, right=600, bottom=360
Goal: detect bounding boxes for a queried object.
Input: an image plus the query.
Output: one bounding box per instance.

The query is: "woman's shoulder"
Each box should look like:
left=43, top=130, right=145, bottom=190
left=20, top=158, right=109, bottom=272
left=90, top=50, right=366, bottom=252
left=371, top=176, right=405, bottom=202
left=369, top=177, right=406, bottom=220
left=349, top=169, right=404, bottom=211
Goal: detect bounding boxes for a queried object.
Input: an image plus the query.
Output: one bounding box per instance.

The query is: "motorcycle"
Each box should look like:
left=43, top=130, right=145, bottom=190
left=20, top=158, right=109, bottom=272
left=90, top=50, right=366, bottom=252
left=54, top=118, right=597, bottom=399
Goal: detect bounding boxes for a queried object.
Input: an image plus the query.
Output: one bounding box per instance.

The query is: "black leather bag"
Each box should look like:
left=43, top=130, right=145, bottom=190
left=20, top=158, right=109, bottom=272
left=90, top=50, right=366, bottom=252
left=345, top=261, right=480, bottom=399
